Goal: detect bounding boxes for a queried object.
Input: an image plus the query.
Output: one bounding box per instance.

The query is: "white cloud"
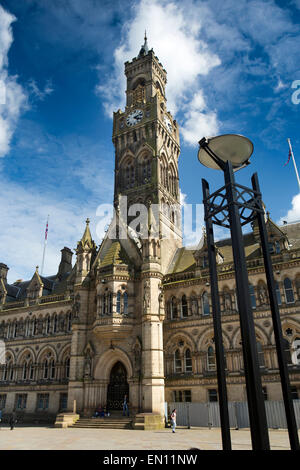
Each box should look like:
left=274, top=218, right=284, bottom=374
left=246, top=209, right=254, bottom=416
left=0, top=175, right=103, bottom=284
left=28, top=78, right=54, bottom=101
left=278, top=193, right=300, bottom=225
left=96, top=0, right=221, bottom=144
left=0, top=5, right=27, bottom=157
left=180, top=90, right=219, bottom=146
left=274, top=79, right=286, bottom=93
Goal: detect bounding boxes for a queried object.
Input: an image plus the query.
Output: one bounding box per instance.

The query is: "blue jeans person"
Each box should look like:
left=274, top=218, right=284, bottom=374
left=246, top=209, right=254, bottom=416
left=123, top=402, right=129, bottom=416
left=171, top=418, right=176, bottom=433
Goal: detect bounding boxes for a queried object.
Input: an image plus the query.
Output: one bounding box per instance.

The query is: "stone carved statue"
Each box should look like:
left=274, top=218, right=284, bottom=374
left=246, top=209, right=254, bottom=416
left=84, top=351, right=92, bottom=378
left=224, top=293, right=232, bottom=311
left=258, top=286, right=267, bottom=305
left=143, top=280, right=150, bottom=311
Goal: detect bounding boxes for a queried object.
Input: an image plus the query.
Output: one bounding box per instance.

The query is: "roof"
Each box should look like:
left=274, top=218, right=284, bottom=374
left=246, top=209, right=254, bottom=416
left=166, top=221, right=300, bottom=275
left=100, top=241, right=131, bottom=268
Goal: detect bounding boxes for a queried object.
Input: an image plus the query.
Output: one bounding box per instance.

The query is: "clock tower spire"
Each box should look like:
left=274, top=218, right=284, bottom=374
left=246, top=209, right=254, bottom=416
left=112, top=37, right=182, bottom=272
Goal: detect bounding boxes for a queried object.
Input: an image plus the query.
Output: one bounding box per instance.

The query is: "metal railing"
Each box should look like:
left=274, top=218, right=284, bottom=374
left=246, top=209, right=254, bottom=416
left=167, top=400, right=300, bottom=429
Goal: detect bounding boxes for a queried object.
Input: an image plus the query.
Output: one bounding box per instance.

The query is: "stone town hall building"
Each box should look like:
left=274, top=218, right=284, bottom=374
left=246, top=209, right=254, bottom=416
left=0, top=37, right=299, bottom=428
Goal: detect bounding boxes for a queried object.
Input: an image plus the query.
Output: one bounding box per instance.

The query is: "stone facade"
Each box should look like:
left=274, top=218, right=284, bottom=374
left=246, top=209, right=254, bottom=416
left=0, top=38, right=299, bottom=426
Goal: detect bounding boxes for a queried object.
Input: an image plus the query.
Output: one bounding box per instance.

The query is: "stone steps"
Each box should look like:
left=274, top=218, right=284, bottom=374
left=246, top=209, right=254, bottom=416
left=72, top=417, right=133, bottom=429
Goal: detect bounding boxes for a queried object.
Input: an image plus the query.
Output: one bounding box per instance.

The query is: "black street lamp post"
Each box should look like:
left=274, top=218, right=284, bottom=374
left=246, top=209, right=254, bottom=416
left=198, top=134, right=299, bottom=451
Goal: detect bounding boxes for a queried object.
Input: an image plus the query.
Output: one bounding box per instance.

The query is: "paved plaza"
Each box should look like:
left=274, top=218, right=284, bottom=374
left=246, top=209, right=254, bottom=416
left=0, top=425, right=298, bottom=451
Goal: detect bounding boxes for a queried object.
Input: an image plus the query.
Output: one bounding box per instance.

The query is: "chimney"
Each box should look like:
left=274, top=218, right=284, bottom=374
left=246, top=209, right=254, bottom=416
left=57, top=247, right=73, bottom=279
left=0, top=263, right=9, bottom=283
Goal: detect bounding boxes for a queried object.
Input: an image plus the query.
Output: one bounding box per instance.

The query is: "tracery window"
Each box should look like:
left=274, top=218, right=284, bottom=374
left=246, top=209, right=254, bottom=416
left=142, top=158, right=151, bottom=183
left=67, top=312, right=72, bottom=332
left=116, top=291, right=128, bottom=315
left=50, top=359, right=56, bottom=379
left=2, top=357, right=14, bottom=381
left=43, top=359, right=49, bottom=379
left=170, top=296, right=178, bottom=319
left=257, top=341, right=265, bottom=368
left=275, top=282, right=282, bottom=305
left=116, top=291, right=121, bottom=314
left=249, top=284, right=256, bottom=309
left=184, top=349, right=192, bottom=372
left=181, top=295, right=188, bottom=318
left=125, top=163, right=135, bottom=189
left=207, top=346, right=216, bottom=371
left=53, top=314, right=58, bottom=333
left=202, top=292, right=210, bottom=316
left=123, top=292, right=128, bottom=315
left=284, top=278, right=295, bottom=304
left=64, top=357, right=70, bottom=379
left=46, top=316, right=51, bottom=334
left=174, top=349, right=182, bottom=373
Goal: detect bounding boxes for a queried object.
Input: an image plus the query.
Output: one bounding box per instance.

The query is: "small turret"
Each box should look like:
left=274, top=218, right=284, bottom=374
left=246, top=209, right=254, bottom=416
left=75, top=219, right=97, bottom=283
left=138, top=31, right=149, bottom=57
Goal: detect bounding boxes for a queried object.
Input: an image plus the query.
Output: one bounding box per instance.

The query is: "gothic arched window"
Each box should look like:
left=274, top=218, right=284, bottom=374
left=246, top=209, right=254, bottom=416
left=174, top=349, right=182, bottom=373
left=67, top=312, right=72, bottom=332
left=3, top=358, right=14, bottom=381
left=50, top=359, right=56, bottom=379
left=22, top=361, right=28, bottom=381
left=284, top=278, right=295, bottom=304
left=116, top=291, right=121, bottom=314
left=170, top=296, right=178, bottom=319
left=275, top=282, right=282, bottom=305
left=184, top=349, right=192, bottom=372
left=123, top=292, right=128, bottom=315
left=257, top=341, right=265, bottom=368
left=249, top=284, right=256, bottom=309
left=207, top=346, right=216, bottom=371
left=29, top=362, right=34, bottom=380
left=53, top=315, right=58, bottom=333
left=181, top=295, right=188, bottom=318
left=202, top=292, right=210, bottom=316
left=43, top=359, right=49, bottom=379
left=142, top=158, right=151, bottom=183
left=46, top=316, right=51, bottom=334
left=65, top=357, right=70, bottom=379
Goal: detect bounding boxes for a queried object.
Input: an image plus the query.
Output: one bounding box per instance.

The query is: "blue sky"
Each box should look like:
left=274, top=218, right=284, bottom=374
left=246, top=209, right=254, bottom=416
left=0, top=0, right=300, bottom=283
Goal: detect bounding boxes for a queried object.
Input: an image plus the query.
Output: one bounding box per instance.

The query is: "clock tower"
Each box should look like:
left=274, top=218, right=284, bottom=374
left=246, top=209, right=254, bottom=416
left=112, top=34, right=182, bottom=273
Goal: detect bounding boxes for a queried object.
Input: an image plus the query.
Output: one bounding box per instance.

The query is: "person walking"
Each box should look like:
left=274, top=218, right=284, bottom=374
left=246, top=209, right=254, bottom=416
left=123, top=394, right=129, bottom=417
left=170, top=409, right=176, bottom=433
left=9, top=412, right=16, bottom=430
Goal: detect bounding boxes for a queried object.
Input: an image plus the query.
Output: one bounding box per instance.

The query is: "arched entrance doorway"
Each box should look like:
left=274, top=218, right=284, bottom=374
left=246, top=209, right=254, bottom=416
left=107, top=361, right=129, bottom=410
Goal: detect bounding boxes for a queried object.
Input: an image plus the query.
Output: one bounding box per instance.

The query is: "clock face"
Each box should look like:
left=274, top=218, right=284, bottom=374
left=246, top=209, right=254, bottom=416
left=164, top=115, right=173, bottom=133
left=126, top=109, right=143, bottom=127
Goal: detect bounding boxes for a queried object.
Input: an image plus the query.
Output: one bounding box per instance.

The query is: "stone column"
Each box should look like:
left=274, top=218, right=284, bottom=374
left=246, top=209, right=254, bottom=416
left=140, top=270, right=165, bottom=426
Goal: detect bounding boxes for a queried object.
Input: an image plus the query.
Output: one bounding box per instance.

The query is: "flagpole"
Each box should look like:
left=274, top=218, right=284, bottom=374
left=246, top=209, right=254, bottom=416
left=287, top=138, right=300, bottom=193
left=41, top=215, right=49, bottom=276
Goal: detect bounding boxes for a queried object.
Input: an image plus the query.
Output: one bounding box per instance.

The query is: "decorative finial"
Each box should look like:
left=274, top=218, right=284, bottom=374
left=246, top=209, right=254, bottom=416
left=86, top=218, right=90, bottom=225
left=138, top=30, right=149, bottom=57
left=35, top=266, right=39, bottom=272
